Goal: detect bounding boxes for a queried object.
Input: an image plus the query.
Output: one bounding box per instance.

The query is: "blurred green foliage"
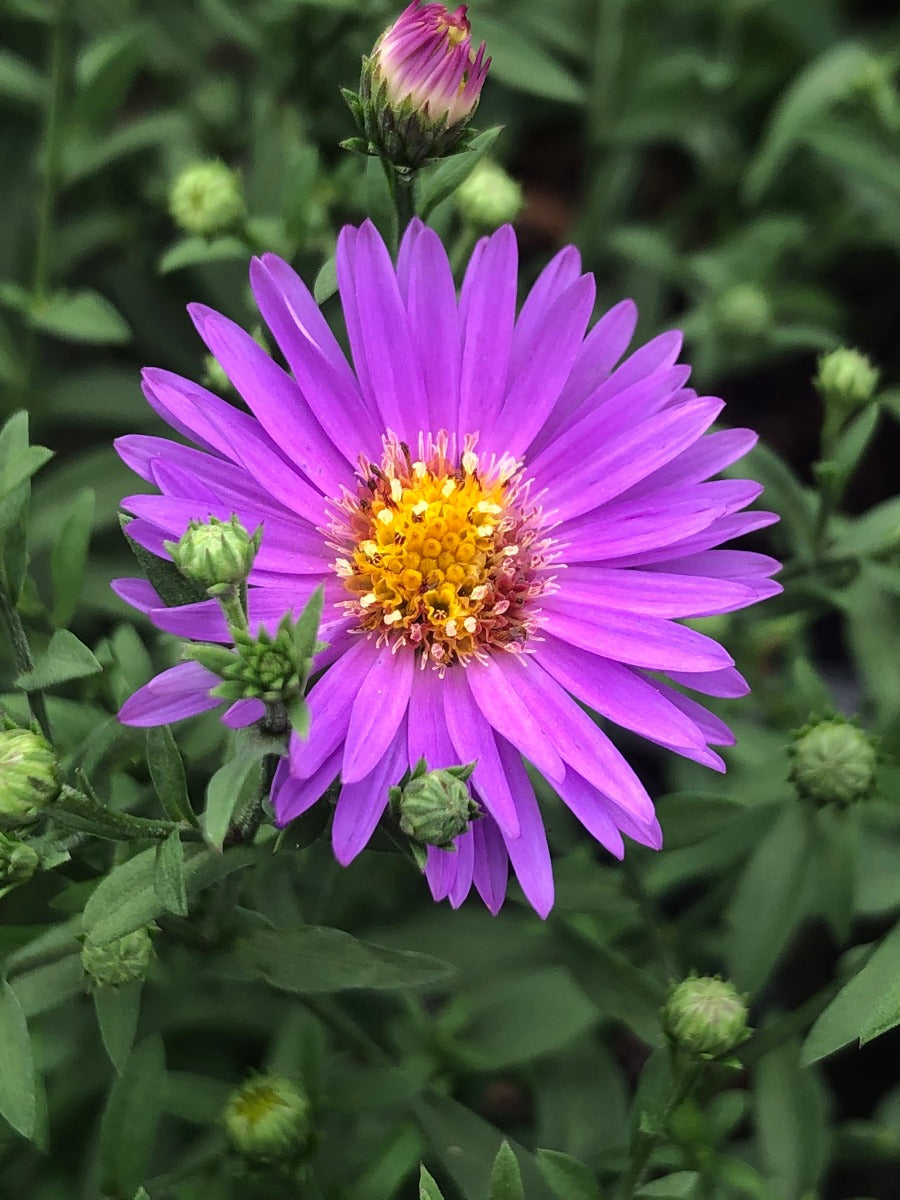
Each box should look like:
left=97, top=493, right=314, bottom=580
left=2, top=0, right=900, bottom=1198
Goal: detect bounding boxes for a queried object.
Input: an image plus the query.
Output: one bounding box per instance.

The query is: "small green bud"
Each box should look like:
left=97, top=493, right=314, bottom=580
left=391, top=759, right=479, bottom=850
left=168, top=160, right=244, bottom=236
left=715, top=284, right=772, bottom=338
left=789, top=717, right=878, bottom=807
left=165, top=514, right=262, bottom=594
left=663, top=974, right=751, bottom=1060
left=81, top=927, right=155, bottom=987
left=814, top=347, right=879, bottom=416
left=456, top=159, right=523, bottom=229
left=0, top=832, right=40, bottom=891
left=203, top=354, right=231, bottom=395
left=224, top=1073, right=312, bottom=1164
left=0, top=728, right=60, bottom=829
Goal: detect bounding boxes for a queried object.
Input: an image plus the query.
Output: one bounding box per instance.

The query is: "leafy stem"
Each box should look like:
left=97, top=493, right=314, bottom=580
left=0, top=582, right=52, bottom=741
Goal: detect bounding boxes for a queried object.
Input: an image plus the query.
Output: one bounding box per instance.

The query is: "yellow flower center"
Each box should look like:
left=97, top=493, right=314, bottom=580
left=331, top=433, right=553, bottom=669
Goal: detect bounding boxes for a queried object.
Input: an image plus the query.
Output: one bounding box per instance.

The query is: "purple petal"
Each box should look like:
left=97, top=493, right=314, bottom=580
left=408, top=666, right=458, bottom=770
left=341, top=645, right=415, bottom=784
left=441, top=667, right=520, bottom=838
left=291, top=638, right=376, bottom=778
left=654, top=548, right=782, bottom=580
left=558, top=565, right=762, bottom=618
left=535, top=634, right=706, bottom=751
left=506, top=245, right=582, bottom=390
left=118, top=662, right=221, bottom=727
left=620, top=428, right=759, bottom=500
left=486, top=274, right=596, bottom=461
left=664, top=666, right=750, bottom=698
left=425, top=843, right=455, bottom=902
left=448, top=827, right=476, bottom=908
left=542, top=597, right=733, bottom=673
left=465, top=657, right=566, bottom=784
left=189, top=305, right=351, bottom=497
left=495, top=738, right=554, bottom=919
left=405, top=224, right=462, bottom=433
left=222, top=698, right=266, bottom=728
left=471, top=817, right=509, bottom=915
left=332, top=720, right=407, bottom=865
left=605, top=510, right=779, bottom=568
left=458, top=226, right=517, bottom=442
left=552, top=770, right=625, bottom=858
left=111, top=577, right=161, bottom=613
left=556, top=495, right=732, bottom=565
left=273, top=749, right=341, bottom=826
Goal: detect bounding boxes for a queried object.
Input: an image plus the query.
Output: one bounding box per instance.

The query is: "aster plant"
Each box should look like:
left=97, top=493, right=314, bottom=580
left=114, top=217, right=780, bottom=917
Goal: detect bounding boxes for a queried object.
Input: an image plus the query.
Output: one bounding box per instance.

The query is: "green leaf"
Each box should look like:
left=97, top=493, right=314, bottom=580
left=244, top=926, right=455, bottom=994
left=366, top=157, right=398, bottom=250
left=158, top=235, right=248, bottom=274
left=420, top=1165, right=447, bottom=1200
left=561, top=924, right=666, bottom=1045
left=314, top=254, right=338, bottom=304
left=0, top=444, right=54, bottom=497
left=802, top=923, right=900, bottom=1063
left=15, top=628, right=102, bottom=690
left=82, top=844, right=257, bottom=946
left=94, top=981, right=143, bottom=1074
left=630, top=1046, right=673, bottom=1138
left=636, top=1174, right=700, bottom=1198
left=455, top=968, right=599, bottom=1070
left=754, top=1040, right=827, bottom=1197
left=154, top=829, right=188, bottom=917
left=0, top=49, right=46, bottom=104
left=418, top=126, right=502, bottom=220
left=828, top=404, right=880, bottom=499
left=0, top=412, right=33, bottom=597
left=490, top=1142, right=525, bottom=1200
left=536, top=1149, right=601, bottom=1200
left=474, top=17, right=585, bottom=103
left=204, top=739, right=268, bottom=850
left=0, top=980, right=35, bottom=1139
left=292, top=584, right=324, bottom=662
left=98, top=1035, right=165, bottom=1195
left=146, top=726, right=196, bottom=826
left=725, top=801, right=813, bottom=995
left=50, top=487, right=94, bottom=626
left=28, top=288, right=131, bottom=345
left=745, top=42, right=874, bottom=202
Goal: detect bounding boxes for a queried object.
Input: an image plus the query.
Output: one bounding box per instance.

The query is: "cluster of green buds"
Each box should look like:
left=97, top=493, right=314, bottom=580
left=224, top=1073, right=313, bottom=1171
left=0, top=726, right=60, bottom=830
left=81, top=927, right=155, bottom=988
left=663, top=974, right=751, bottom=1061
left=168, top=160, right=245, bottom=237
left=0, top=831, right=39, bottom=897
left=789, top=716, right=878, bottom=807
left=390, top=758, right=480, bottom=861
left=165, top=514, right=262, bottom=598
left=343, top=2, right=490, bottom=167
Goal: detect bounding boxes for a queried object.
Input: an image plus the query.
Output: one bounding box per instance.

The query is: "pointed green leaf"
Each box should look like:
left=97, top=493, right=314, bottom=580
left=490, top=1142, right=525, bottom=1200
left=28, top=288, right=131, bottom=345
left=314, top=254, right=338, bottom=304
left=159, top=235, right=248, bottom=274
left=120, top=514, right=208, bottom=607
left=15, top=628, right=102, bottom=690
left=204, top=740, right=268, bottom=850
left=94, top=981, right=143, bottom=1074
left=420, top=1165, right=447, bottom=1200
left=288, top=696, right=311, bottom=740
left=98, top=1035, right=165, bottom=1194
left=636, top=1174, right=700, bottom=1198
left=292, top=584, right=324, bottom=662
left=0, top=980, right=35, bottom=1139
left=154, top=829, right=188, bottom=916
left=536, top=1150, right=602, bottom=1200
left=146, top=726, right=196, bottom=826
left=244, top=926, right=455, bottom=994
left=0, top=444, right=53, bottom=497
left=50, top=487, right=94, bottom=626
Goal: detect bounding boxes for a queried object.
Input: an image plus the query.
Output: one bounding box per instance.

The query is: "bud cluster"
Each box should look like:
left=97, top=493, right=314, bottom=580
left=789, top=716, right=878, bottom=807
left=0, top=727, right=60, bottom=829
left=344, top=2, right=490, bottom=167
left=82, top=927, right=155, bottom=988
left=663, top=974, right=751, bottom=1060
left=391, top=758, right=479, bottom=851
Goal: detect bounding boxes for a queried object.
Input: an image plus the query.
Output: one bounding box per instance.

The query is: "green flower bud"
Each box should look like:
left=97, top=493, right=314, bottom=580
left=715, top=284, right=772, bottom=338
left=663, top=975, right=751, bottom=1060
left=168, top=160, right=244, bottom=236
left=456, top=159, right=523, bottom=229
left=789, top=717, right=878, bottom=807
left=165, top=514, right=262, bottom=594
left=0, top=728, right=60, bottom=829
left=81, top=927, right=155, bottom=987
left=814, top=347, right=879, bottom=417
left=224, top=1073, right=312, bottom=1165
left=391, top=759, right=479, bottom=850
left=0, top=832, right=40, bottom=891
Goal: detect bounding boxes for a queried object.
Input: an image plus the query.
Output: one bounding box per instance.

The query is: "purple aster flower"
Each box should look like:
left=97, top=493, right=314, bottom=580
left=375, top=2, right=489, bottom=128
left=115, top=219, right=780, bottom=917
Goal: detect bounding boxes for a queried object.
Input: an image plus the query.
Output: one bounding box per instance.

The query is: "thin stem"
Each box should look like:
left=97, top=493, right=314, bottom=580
left=617, top=1055, right=702, bottom=1200
left=0, top=584, right=52, bottom=741
left=217, top=585, right=249, bottom=636
left=391, top=165, right=417, bottom=234
left=32, top=0, right=68, bottom=302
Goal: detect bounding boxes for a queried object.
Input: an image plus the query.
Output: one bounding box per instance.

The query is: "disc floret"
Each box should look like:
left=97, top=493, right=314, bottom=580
left=332, top=432, right=553, bottom=668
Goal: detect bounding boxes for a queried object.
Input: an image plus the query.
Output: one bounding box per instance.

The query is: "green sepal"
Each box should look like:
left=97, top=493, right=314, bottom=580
left=181, top=643, right=236, bottom=675
left=288, top=696, right=311, bottom=741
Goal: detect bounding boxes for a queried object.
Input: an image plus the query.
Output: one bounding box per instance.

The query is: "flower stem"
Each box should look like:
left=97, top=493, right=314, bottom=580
left=389, top=164, right=418, bottom=235
left=0, top=583, right=52, bottom=741
left=617, top=1054, right=703, bottom=1199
